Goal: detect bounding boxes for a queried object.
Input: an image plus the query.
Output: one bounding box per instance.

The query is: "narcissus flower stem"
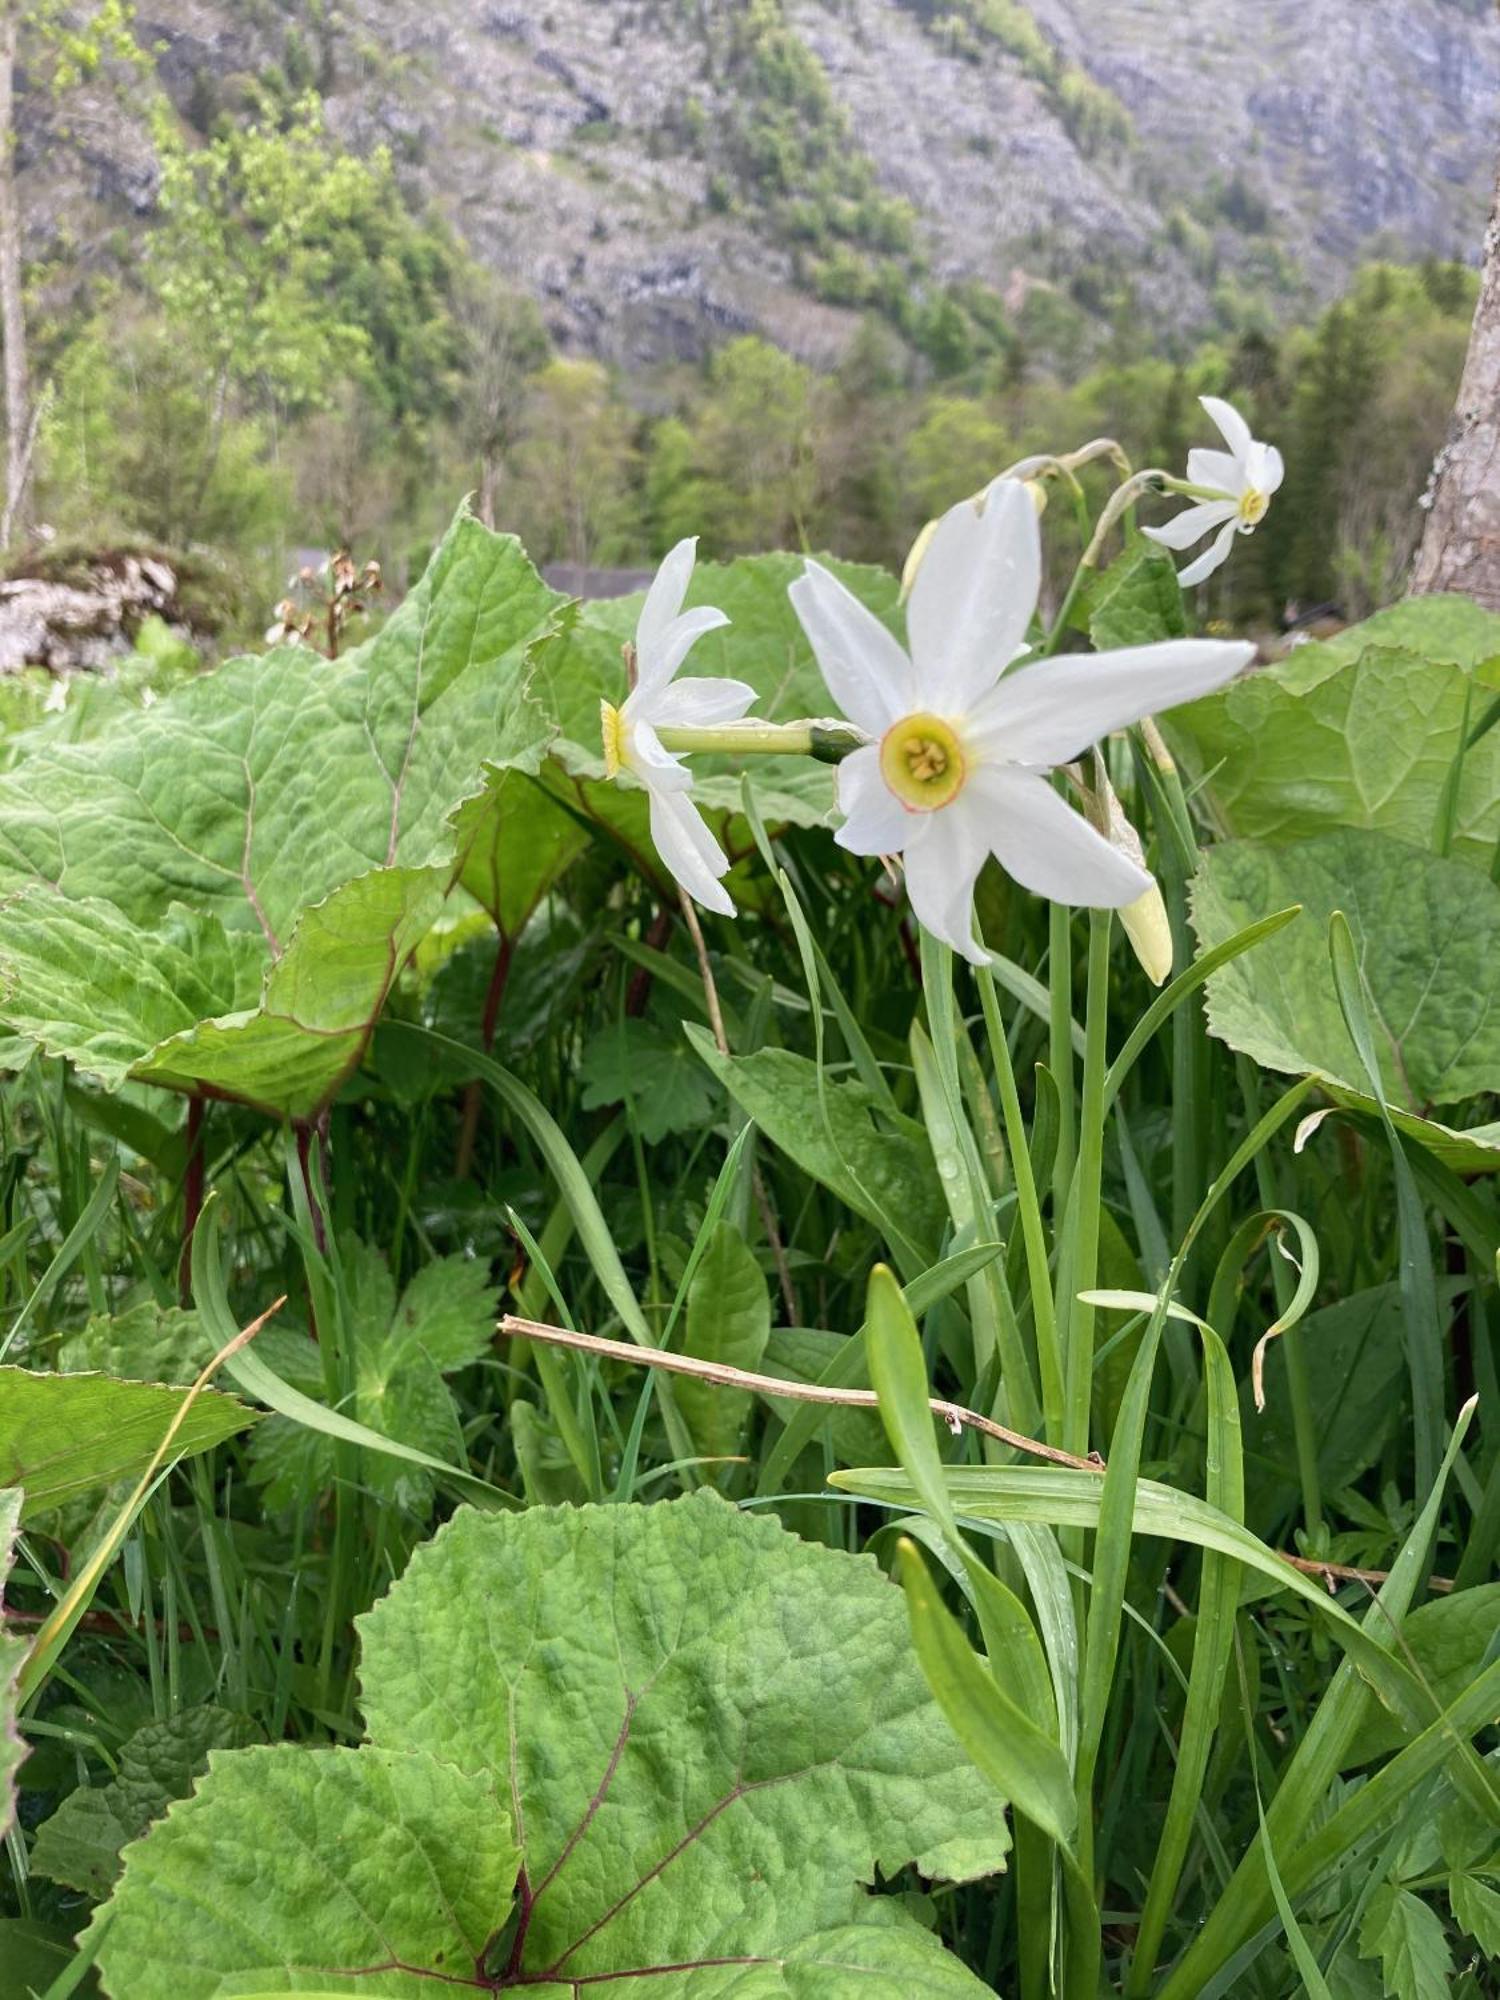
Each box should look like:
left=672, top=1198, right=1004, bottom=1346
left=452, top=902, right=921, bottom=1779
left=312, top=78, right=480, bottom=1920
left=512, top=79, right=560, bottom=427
left=655, top=718, right=867, bottom=762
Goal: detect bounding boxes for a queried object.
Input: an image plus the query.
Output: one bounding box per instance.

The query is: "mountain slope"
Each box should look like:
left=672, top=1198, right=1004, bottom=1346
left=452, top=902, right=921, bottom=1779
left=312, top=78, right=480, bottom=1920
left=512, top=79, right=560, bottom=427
left=28, top=0, right=1500, bottom=369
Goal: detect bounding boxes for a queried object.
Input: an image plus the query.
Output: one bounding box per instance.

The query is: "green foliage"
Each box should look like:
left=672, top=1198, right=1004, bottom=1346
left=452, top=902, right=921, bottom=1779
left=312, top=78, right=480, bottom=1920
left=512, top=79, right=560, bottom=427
left=0, top=1370, right=255, bottom=1517
left=1255, top=264, right=1477, bottom=617
left=711, top=0, right=919, bottom=286
left=903, top=396, right=1009, bottom=523
left=1089, top=544, right=1189, bottom=649
left=0, top=1490, right=23, bottom=1841
left=1347, top=1585, right=1500, bottom=1765
left=506, top=358, right=640, bottom=568
left=1168, top=607, right=1500, bottom=872
left=5, top=369, right=1500, bottom=2000
left=1359, top=1884, right=1455, bottom=2000
left=689, top=1036, right=945, bottom=1259
left=58, top=1303, right=207, bottom=1382
left=579, top=1016, right=720, bottom=1143
left=148, top=94, right=460, bottom=423
left=93, top=1496, right=1006, bottom=1996
left=32, top=1705, right=261, bottom=1895
left=899, top=0, right=1131, bottom=153
left=247, top=1241, right=496, bottom=1515
left=42, top=313, right=291, bottom=553
left=1192, top=830, right=1500, bottom=1159
left=0, top=513, right=560, bottom=1117
left=689, top=338, right=820, bottom=553
left=1244, top=1287, right=1406, bottom=1514
left=680, top=1222, right=771, bottom=1458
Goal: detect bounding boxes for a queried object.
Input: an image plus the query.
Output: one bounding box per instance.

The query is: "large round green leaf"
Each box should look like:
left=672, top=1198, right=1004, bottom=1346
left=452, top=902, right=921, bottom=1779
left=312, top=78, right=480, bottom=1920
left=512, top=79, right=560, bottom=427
left=94, top=1495, right=1006, bottom=1998
left=1191, top=829, right=1500, bottom=1166
left=1169, top=607, right=1500, bottom=872
left=0, top=512, right=567, bottom=1116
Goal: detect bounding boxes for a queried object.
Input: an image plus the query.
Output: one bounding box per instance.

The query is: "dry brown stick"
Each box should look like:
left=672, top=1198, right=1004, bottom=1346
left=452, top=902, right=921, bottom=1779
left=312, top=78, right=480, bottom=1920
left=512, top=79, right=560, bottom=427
left=500, top=1312, right=1104, bottom=1472
left=675, top=886, right=800, bottom=1327
left=1278, top=1553, right=1454, bottom=1596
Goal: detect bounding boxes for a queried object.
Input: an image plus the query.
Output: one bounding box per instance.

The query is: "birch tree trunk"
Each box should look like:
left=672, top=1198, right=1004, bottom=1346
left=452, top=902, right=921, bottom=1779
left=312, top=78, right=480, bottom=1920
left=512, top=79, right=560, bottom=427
left=1412, top=153, right=1500, bottom=605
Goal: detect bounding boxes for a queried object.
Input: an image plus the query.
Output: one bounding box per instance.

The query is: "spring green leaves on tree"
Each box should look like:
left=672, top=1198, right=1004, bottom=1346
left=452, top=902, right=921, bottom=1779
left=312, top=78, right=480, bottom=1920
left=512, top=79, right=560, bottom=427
left=147, top=93, right=461, bottom=420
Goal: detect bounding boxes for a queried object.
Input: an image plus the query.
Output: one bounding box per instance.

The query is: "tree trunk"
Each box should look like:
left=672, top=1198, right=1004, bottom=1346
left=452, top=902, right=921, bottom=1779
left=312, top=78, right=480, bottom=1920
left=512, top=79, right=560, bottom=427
left=0, top=5, right=30, bottom=548
left=1412, top=154, right=1500, bottom=606
left=478, top=452, right=499, bottom=529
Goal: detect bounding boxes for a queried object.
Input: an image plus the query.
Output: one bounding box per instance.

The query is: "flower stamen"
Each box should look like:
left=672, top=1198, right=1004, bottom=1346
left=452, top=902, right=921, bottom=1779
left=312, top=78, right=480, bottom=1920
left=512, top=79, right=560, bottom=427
left=880, top=712, right=967, bottom=811
left=600, top=699, right=625, bottom=779
left=1237, top=488, right=1269, bottom=527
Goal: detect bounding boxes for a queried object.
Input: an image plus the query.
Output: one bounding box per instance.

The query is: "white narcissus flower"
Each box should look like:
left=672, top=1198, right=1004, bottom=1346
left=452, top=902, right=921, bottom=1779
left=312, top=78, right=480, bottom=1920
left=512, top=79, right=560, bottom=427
left=789, top=478, right=1253, bottom=965
left=600, top=537, right=752, bottom=916
left=1144, top=396, right=1284, bottom=587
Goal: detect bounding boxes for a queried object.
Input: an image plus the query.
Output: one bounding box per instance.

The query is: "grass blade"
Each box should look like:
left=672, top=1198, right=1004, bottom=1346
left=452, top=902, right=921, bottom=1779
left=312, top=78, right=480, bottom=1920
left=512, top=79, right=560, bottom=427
left=1126, top=1324, right=1245, bottom=1994
left=1328, top=911, right=1445, bottom=1498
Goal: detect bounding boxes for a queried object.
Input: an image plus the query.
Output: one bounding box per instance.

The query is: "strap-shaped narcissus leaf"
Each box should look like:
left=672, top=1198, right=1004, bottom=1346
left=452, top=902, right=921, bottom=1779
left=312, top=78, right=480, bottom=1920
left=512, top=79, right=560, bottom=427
left=0, top=510, right=568, bottom=1121
left=91, top=1494, right=1010, bottom=1997
left=1, top=1487, right=24, bottom=1842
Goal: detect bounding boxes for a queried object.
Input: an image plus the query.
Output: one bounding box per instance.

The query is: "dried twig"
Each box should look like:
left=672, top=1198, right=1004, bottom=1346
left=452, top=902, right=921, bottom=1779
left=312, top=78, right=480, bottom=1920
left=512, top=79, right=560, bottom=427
left=1277, top=1553, right=1453, bottom=1596
left=499, top=1312, right=1105, bottom=1473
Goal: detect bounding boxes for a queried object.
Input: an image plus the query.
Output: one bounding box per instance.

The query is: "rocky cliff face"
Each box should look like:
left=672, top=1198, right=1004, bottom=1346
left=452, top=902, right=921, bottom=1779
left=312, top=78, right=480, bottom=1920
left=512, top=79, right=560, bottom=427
left=23, top=0, right=1500, bottom=370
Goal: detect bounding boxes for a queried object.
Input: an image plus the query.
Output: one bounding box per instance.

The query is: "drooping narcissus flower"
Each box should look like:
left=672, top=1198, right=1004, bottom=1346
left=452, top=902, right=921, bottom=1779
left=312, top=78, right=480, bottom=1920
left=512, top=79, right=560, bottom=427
left=789, top=478, right=1254, bottom=964
left=1144, top=395, right=1284, bottom=586
left=600, top=537, right=752, bottom=916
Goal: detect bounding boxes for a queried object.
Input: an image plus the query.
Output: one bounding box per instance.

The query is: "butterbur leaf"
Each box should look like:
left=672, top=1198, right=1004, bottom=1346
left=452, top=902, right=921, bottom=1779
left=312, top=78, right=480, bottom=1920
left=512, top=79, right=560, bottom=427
left=1168, top=617, right=1500, bottom=872
left=95, top=1495, right=1004, bottom=1997
left=1192, top=831, right=1500, bottom=1168
left=1358, top=1883, right=1454, bottom=2000
left=0, top=511, right=563, bottom=1118
left=32, top=1705, right=261, bottom=1896
left=1285, top=595, right=1500, bottom=675
left=94, top=1745, right=520, bottom=1998
left=450, top=766, right=591, bottom=940
left=0, top=1369, right=255, bottom=1519
left=1, top=1487, right=24, bottom=1840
